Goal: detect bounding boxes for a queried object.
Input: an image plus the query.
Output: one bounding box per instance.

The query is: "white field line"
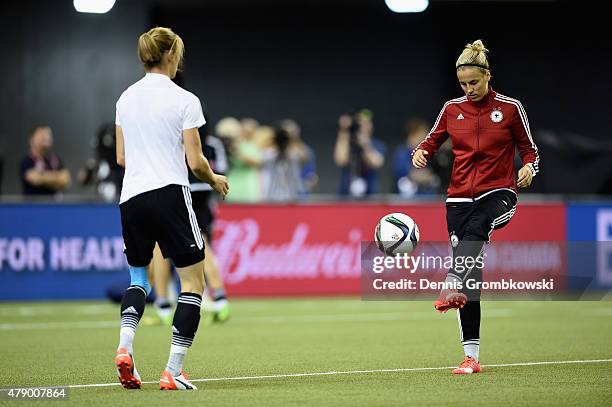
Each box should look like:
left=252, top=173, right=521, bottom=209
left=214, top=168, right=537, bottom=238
left=8, top=358, right=608, bottom=389
left=0, top=309, right=514, bottom=331
left=0, top=305, right=114, bottom=317
left=0, top=320, right=119, bottom=330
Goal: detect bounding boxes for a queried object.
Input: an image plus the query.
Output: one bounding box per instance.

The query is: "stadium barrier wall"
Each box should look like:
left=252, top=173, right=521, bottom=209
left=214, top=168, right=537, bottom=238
left=0, top=201, right=608, bottom=301
left=567, top=202, right=612, bottom=290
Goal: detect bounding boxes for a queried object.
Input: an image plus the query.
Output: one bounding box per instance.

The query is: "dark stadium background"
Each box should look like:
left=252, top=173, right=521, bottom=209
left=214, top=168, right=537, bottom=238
left=1, top=0, right=611, bottom=196
left=1, top=2, right=611, bottom=403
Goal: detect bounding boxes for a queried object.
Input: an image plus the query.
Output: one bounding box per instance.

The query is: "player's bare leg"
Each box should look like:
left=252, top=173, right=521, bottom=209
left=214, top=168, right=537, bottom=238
left=149, top=243, right=174, bottom=326
left=202, top=236, right=230, bottom=322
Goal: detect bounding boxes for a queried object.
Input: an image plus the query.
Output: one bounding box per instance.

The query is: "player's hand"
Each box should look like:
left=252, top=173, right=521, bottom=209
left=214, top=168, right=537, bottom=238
left=412, top=149, right=429, bottom=168
left=210, top=174, right=229, bottom=200
left=517, top=165, right=534, bottom=188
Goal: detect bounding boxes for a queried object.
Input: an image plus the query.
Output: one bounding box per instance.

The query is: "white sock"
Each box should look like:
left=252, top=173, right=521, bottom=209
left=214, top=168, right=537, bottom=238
left=463, top=343, right=479, bottom=361
left=166, top=344, right=188, bottom=376
left=118, top=327, right=135, bottom=354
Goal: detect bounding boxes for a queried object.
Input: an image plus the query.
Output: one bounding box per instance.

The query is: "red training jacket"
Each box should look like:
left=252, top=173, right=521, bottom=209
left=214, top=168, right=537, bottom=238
left=414, top=89, right=539, bottom=202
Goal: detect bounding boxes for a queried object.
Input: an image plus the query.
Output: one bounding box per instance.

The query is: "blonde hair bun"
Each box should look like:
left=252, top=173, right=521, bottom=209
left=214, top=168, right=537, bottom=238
left=456, top=39, right=490, bottom=71
left=137, top=27, right=184, bottom=69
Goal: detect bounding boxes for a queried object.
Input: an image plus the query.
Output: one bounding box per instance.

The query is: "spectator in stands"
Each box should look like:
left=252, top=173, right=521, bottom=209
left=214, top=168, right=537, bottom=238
left=334, top=109, right=385, bottom=197
left=280, top=118, right=318, bottom=194
left=261, top=125, right=307, bottom=202
left=393, top=117, right=448, bottom=197
left=20, top=126, right=71, bottom=195
left=215, top=116, right=242, bottom=160
left=253, top=125, right=275, bottom=150
left=226, top=117, right=263, bottom=202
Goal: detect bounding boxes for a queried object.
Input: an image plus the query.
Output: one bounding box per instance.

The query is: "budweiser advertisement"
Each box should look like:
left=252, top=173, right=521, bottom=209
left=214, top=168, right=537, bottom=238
left=213, top=203, right=566, bottom=296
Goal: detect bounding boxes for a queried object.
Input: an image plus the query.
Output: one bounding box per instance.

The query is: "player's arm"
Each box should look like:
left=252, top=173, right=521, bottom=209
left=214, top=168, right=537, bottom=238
left=184, top=127, right=229, bottom=199
left=511, top=102, right=539, bottom=188
left=116, top=125, right=125, bottom=168
left=412, top=104, right=449, bottom=168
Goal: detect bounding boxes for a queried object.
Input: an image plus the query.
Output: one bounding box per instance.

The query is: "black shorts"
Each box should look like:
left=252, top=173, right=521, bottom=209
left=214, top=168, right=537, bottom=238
left=191, top=190, right=216, bottom=242
left=446, top=190, right=517, bottom=298
left=446, top=189, right=517, bottom=242
left=120, top=184, right=205, bottom=268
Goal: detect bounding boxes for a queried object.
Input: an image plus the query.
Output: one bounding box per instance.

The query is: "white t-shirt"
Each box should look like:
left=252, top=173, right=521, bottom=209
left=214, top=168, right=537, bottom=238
left=115, top=73, right=205, bottom=204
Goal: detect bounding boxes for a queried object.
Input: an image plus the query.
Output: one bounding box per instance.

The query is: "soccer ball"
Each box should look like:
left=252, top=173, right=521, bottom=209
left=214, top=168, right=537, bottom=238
left=374, top=212, right=420, bottom=256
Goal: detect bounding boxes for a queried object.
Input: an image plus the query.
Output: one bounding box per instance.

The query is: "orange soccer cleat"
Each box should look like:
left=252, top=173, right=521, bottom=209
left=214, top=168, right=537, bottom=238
left=115, top=348, right=142, bottom=389
left=159, top=369, right=197, bottom=390
left=434, top=289, right=467, bottom=313
left=452, top=356, right=482, bottom=374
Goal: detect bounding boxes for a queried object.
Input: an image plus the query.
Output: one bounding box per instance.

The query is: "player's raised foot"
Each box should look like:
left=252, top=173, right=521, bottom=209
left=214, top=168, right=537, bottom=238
left=214, top=299, right=231, bottom=323
left=115, top=347, right=141, bottom=389
left=159, top=369, right=197, bottom=390
left=452, top=356, right=482, bottom=374
left=434, top=289, right=467, bottom=313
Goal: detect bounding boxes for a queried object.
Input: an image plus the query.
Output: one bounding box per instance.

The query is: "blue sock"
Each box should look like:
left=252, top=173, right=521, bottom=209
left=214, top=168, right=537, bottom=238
left=129, top=266, right=151, bottom=295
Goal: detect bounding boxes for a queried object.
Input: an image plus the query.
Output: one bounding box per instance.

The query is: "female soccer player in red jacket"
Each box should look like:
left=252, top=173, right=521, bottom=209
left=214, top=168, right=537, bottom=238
left=412, top=39, right=539, bottom=374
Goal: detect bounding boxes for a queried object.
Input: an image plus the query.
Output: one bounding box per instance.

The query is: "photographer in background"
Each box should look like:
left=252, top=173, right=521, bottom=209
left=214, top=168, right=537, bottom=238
left=392, top=117, right=452, bottom=197
left=78, top=122, right=124, bottom=202
left=334, top=109, right=385, bottom=197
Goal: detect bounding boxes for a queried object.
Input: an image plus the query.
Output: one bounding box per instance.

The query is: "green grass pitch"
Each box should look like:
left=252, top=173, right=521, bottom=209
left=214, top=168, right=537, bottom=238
left=1, top=298, right=611, bottom=406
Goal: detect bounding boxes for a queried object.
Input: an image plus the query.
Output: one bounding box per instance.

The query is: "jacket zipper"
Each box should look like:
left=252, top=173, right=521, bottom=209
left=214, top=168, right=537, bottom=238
left=471, top=107, right=481, bottom=199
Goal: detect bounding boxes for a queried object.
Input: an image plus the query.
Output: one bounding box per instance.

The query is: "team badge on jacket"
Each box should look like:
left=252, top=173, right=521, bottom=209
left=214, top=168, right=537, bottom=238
left=490, top=108, right=503, bottom=123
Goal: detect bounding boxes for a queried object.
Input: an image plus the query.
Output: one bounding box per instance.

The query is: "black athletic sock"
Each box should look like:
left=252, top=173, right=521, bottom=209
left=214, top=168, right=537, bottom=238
left=458, top=301, right=481, bottom=360
left=118, top=285, right=147, bottom=353
left=166, top=292, right=202, bottom=376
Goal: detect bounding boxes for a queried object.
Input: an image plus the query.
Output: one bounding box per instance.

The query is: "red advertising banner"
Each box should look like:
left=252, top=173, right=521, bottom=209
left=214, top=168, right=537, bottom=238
left=213, top=203, right=566, bottom=296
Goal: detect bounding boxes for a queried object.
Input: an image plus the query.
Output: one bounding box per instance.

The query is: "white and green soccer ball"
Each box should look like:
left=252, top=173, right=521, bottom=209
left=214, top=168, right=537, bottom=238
left=374, top=212, right=420, bottom=256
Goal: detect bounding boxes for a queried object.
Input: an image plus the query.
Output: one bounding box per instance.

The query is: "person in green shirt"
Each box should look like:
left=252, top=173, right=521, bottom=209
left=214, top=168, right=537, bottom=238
left=226, top=118, right=263, bottom=202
